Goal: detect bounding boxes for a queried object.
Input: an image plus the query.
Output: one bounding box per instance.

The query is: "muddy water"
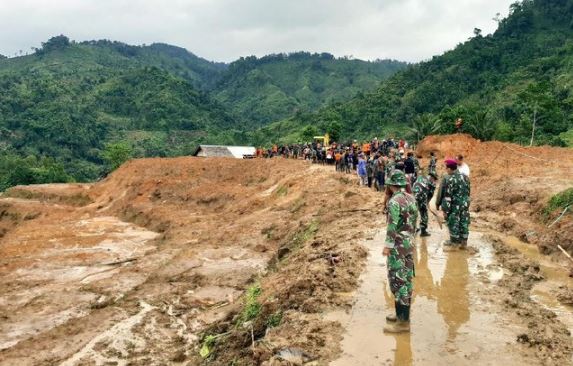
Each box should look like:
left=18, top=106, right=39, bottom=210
left=497, top=234, right=573, bottom=334
left=329, top=224, right=534, bottom=366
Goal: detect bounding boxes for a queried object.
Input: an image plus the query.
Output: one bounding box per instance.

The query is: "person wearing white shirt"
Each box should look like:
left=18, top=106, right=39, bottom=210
left=457, top=155, right=470, bottom=177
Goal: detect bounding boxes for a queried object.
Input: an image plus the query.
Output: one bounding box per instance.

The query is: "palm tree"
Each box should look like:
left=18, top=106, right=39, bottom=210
left=466, top=110, right=496, bottom=140
left=407, top=114, right=442, bottom=142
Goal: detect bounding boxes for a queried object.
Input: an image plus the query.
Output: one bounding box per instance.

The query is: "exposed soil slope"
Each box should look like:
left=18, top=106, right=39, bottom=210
left=417, top=134, right=573, bottom=255
left=0, top=158, right=379, bottom=365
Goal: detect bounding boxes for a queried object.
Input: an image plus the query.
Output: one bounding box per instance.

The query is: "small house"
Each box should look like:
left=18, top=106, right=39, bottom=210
left=193, top=145, right=256, bottom=159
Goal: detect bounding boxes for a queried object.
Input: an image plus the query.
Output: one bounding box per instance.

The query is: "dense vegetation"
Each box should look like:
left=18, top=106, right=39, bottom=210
left=0, top=36, right=242, bottom=184
left=214, top=53, right=406, bottom=127
left=0, top=36, right=403, bottom=188
left=255, top=0, right=573, bottom=147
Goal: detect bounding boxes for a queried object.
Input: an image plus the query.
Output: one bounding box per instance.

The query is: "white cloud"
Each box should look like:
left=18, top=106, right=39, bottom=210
left=0, top=0, right=515, bottom=62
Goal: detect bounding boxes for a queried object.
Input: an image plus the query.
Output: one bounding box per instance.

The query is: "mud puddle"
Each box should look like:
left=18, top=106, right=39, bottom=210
left=493, top=234, right=573, bottom=334
left=329, top=223, right=535, bottom=365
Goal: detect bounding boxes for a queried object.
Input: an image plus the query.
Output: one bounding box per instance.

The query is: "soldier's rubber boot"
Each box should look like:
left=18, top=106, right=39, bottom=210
left=384, top=303, right=410, bottom=333
left=459, top=239, right=468, bottom=250
left=442, top=239, right=459, bottom=252
left=420, top=229, right=431, bottom=237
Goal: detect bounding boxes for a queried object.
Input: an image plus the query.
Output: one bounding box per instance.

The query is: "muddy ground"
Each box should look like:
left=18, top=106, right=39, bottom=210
left=0, top=134, right=572, bottom=365
left=0, top=158, right=381, bottom=365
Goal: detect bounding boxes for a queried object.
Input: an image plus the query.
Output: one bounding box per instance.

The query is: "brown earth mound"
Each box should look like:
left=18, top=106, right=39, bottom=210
left=416, top=133, right=480, bottom=158
left=0, top=157, right=380, bottom=366
left=417, top=134, right=573, bottom=255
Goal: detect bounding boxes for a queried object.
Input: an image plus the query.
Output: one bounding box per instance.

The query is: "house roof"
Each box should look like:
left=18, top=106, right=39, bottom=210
left=193, top=145, right=256, bottom=159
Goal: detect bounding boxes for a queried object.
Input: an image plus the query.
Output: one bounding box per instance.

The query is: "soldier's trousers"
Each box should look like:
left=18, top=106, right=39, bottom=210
left=417, top=200, right=428, bottom=231
left=387, top=250, right=414, bottom=306
left=446, top=207, right=470, bottom=242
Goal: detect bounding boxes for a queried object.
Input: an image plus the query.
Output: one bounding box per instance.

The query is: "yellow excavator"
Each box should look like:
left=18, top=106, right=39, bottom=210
left=313, top=133, right=330, bottom=147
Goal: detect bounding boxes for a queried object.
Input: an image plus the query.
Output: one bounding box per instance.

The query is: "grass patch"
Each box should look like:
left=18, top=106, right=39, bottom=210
left=274, top=185, right=288, bottom=197
left=543, top=188, right=573, bottom=218
left=290, top=219, right=320, bottom=251
left=199, top=334, right=219, bottom=359
left=237, top=282, right=262, bottom=324
left=266, top=311, right=283, bottom=328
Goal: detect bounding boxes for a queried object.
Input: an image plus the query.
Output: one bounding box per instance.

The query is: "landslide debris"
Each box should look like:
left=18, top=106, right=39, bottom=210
left=417, top=134, right=573, bottom=256
left=488, top=234, right=572, bottom=365
left=0, top=158, right=381, bottom=366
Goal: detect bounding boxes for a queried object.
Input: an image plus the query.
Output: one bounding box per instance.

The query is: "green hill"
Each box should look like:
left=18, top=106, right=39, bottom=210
left=256, top=0, right=573, bottom=146
left=0, top=36, right=405, bottom=189
left=80, top=40, right=228, bottom=89
left=0, top=36, right=241, bottom=189
left=213, top=53, right=406, bottom=127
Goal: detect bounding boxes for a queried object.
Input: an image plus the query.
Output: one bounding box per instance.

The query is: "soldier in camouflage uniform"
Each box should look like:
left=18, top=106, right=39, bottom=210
left=383, top=170, right=419, bottom=333
left=436, top=159, right=471, bottom=250
left=413, top=154, right=421, bottom=181
left=429, top=152, right=437, bottom=174
left=413, top=171, right=438, bottom=237
left=384, top=152, right=396, bottom=177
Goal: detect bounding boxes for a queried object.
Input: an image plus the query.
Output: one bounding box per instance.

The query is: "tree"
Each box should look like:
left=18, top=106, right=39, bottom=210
left=326, top=121, right=343, bottom=142
left=102, top=141, right=133, bottom=171
left=300, top=125, right=318, bottom=143
left=466, top=110, right=497, bottom=140
left=407, top=114, right=442, bottom=142
left=36, top=35, right=71, bottom=55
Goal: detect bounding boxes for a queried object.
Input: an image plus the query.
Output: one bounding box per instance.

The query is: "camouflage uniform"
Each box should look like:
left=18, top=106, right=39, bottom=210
left=429, top=155, right=437, bottom=173
left=413, top=156, right=421, bottom=179
left=385, top=187, right=419, bottom=306
left=412, top=175, right=435, bottom=232
left=437, top=171, right=470, bottom=243
left=384, top=158, right=396, bottom=178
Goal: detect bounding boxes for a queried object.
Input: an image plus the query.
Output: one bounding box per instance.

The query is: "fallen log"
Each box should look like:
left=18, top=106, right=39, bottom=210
left=557, top=245, right=573, bottom=264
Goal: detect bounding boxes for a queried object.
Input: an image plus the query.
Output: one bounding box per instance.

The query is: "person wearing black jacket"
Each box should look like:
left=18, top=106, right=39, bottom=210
left=404, top=152, right=417, bottom=184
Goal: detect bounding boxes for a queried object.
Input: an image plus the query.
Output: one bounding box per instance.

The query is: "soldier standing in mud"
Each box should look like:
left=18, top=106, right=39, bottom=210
left=436, top=159, right=471, bottom=250
left=383, top=170, right=419, bottom=333
left=413, top=170, right=438, bottom=237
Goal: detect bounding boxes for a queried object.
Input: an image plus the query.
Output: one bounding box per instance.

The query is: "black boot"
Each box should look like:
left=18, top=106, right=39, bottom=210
left=420, top=229, right=431, bottom=237
left=400, top=304, right=410, bottom=322
left=384, top=303, right=410, bottom=333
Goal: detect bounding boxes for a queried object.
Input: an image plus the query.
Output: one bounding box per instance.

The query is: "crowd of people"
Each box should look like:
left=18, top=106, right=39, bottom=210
left=258, top=136, right=472, bottom=335
left=255, top=137, right=412, bottom=165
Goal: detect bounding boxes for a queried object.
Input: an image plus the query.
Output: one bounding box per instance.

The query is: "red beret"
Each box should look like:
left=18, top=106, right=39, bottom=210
left=444, top=158, right=458, bottom=169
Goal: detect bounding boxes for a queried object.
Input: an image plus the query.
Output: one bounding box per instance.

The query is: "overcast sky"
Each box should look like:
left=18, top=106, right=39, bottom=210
left=0, top=0, right=516, bottom=62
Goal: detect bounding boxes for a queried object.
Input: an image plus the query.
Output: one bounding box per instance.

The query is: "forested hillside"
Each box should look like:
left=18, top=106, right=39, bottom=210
left=213, top=53, right=406, bottom=127
left=0, top=36, right=404, bottom=189
left=0, top=36, right=241, bottom=189
left=256, top=0, right=573, bottom=147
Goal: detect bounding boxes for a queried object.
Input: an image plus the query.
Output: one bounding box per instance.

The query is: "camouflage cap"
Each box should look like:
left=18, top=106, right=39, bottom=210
left=385, top=169, right=407, bottom=187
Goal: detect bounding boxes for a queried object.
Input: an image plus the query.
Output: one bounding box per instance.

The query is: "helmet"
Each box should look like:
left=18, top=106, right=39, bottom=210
left=385, top=170, right=407, bottom=187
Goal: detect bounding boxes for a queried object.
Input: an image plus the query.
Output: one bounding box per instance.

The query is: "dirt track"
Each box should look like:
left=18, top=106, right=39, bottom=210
left=0, top=135, right=572, bottom=365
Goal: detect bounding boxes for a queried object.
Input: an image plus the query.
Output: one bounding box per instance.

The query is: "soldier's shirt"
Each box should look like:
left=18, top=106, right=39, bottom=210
left=413, top=176, right=434, bottom=203
left=440, top=171, right=471, bottom=214
left=385, top=190, right=419, bottom=251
